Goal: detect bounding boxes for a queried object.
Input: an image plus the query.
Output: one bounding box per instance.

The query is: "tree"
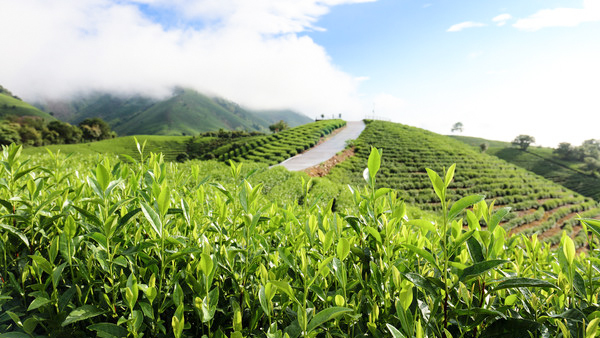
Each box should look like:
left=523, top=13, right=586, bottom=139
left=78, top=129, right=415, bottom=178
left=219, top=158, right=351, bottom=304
left=269, top=120, right=288, bottom=133
left=79, top=117, right=114, bottom=141
left=479, top=143, right=489, bottom=153
left=580, top=139, right=600, bottom=159
left=451, top=122, right=463, bottom=133
left=554, top=142, right=575, bottom=160
left=0, top=123, right=21, bottom=145
left=18, top=125, right=42, bottom=146
left=512, top=135, right=535, bottom=150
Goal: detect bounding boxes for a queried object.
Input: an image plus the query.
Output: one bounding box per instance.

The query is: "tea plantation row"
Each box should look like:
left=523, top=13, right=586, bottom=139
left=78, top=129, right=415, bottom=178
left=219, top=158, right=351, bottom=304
left=328, top=121, right=600, bottom=248
left=187, top=120, right=346, bottom=165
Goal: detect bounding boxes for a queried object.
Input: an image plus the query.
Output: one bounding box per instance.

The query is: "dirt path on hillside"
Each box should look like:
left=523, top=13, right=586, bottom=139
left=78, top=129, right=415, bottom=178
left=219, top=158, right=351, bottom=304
left=278, top=121, right=365, bottom=171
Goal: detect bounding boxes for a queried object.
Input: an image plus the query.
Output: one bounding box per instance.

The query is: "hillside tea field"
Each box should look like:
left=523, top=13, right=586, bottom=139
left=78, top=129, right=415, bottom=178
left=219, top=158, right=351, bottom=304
left=488, top=147, right=600, bottom=202
left=329, top=121, right=600, bottom=248
left=2, top=143, right=600, bottom=337
left=189, top=119, right=346, bottom=165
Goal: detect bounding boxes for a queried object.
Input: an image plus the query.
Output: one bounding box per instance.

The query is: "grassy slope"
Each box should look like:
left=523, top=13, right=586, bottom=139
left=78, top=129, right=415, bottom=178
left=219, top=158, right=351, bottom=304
left=448, top=135, right=511, bottom=148
left=22, top=135, right=190, bottom=162
left=0, top=92, right=56, bottom=120
left=452, top=135, right=600, bottom=201
left=329, top=121, right=599, bottom=245
left=488, top=147, right=600, bottom=201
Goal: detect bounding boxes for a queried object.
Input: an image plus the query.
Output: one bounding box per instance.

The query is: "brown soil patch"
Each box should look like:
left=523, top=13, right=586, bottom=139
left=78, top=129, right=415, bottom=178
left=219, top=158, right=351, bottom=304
left=303, top=147, right=355, bottom=177
left=539, top=211, right=580, bottom=241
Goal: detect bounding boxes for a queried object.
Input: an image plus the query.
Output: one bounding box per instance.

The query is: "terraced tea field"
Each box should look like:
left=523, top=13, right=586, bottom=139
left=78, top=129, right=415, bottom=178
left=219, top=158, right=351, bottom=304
left=190, top=119, right=346, bottom=165
left=490, top=147, right=600, bottom=201
left=329, top=120, right=600, bottom=247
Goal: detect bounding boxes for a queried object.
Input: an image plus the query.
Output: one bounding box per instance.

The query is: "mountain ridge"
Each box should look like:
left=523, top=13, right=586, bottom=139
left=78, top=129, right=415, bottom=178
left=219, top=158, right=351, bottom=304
left=34, top=88, right=312, bottom=135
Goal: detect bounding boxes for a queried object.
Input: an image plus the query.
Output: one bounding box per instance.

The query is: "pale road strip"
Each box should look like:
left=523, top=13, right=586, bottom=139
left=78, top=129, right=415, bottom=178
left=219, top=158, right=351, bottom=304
left=278, top=120, right=366, bottom=171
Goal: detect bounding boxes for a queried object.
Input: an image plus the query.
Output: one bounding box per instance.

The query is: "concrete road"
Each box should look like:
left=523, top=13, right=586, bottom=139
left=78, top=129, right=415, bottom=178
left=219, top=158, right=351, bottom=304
left=278, top=120, right=365, bottom=171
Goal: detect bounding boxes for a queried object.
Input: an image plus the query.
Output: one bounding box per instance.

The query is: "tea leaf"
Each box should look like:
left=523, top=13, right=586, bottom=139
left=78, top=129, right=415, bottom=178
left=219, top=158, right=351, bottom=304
left=271, top=280, right=300, bottom=305
left=460, top=259, right=508, bottom=281
left=0, top=333, right=31, bottom=338
left=29, top=255, right=53, bottom=275
left=466, top=236, right=485, bottom=263
left=448, top=194, right=485, bottom=221
left=62, top=305, right=104, bottom=326
left=336, top=238, right=350, bottom=261
left=88, top=322, right=128, bottom=338
left=95, top=163, right=110, bottom=192
left=52, top=262, right=67, bottom=289
left=140, top=201, right=162, bottom=237
left=426, top=168, right=445, bottom=201
left=367, top=147, right=381, bottom=181
left=306, top=307, right=353, bottom=333
left=562, top=235, right=575, bottom=266
left=402, top=244, right=440, bottom=272
left=444, top=163, right=456, bottom=187
left=27, top=297, right=52, bottom=311
left=199, top=253, right=213, bottom=276
left=488, top=207, right=511, bottom=232
left=493, top=277, right=558, bottom=291
left=0, top=223, right=29, bottom=247
left=386, top=324, right=407, bottom=338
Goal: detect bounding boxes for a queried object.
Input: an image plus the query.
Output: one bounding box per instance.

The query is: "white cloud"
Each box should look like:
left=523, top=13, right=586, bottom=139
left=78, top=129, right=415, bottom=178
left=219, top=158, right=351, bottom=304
left=492, top=13, right=512, bottom=26
left=446, top=21, right=486, bottom=32
left=0, top=0, right=373, bottom=117
left=514, top=0, right=600, bottom=31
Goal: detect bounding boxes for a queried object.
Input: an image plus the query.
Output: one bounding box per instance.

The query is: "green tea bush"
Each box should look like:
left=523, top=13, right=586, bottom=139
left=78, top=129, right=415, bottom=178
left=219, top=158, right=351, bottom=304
left=2, top=144, right=600, bottom=337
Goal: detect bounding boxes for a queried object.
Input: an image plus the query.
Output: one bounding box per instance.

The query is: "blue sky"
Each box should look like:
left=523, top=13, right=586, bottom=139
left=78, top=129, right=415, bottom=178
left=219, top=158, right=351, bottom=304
left=307, top=0, right=600, bottom=145
left=0, top=0, right=599, bottom=146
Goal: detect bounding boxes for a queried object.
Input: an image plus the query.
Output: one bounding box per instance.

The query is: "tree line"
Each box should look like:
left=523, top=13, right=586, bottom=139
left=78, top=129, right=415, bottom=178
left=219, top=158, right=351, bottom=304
left=554, top=139, right=600, bottom=172
left=0, top=116, right=115, bottom=146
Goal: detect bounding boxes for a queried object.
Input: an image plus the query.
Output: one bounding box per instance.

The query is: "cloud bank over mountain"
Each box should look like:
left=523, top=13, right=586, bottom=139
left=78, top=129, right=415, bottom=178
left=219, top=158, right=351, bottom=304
left=0, top=0, right=373, bottom=116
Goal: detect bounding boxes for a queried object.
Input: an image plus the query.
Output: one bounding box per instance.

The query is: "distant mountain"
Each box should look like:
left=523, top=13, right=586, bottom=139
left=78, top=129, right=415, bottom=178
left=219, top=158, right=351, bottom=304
left=39, top=93, right=156, bottom=126
left=0, top=85, right=55, bottom=121
left=252, top=109, right=313, bottom=127
left=36, top=88, right=312, bottom=135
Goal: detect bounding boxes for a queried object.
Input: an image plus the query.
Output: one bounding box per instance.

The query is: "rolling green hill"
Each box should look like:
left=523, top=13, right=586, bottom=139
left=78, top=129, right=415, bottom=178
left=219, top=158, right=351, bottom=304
left=449, top=135, right=511, bottom=148
left=489, top=147, right=600, bottom=201
left=452, top=135, right=600, bottom=202
left=36, top=89, right=312, bottom=135
left=329, top=120, right=600, bottom=247
left=0, top=85, right=55, bottom=121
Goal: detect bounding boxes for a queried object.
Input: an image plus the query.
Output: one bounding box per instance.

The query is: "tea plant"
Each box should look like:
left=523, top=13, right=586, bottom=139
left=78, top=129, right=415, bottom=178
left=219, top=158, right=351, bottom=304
left=1, top=143, right=600, bottom=337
